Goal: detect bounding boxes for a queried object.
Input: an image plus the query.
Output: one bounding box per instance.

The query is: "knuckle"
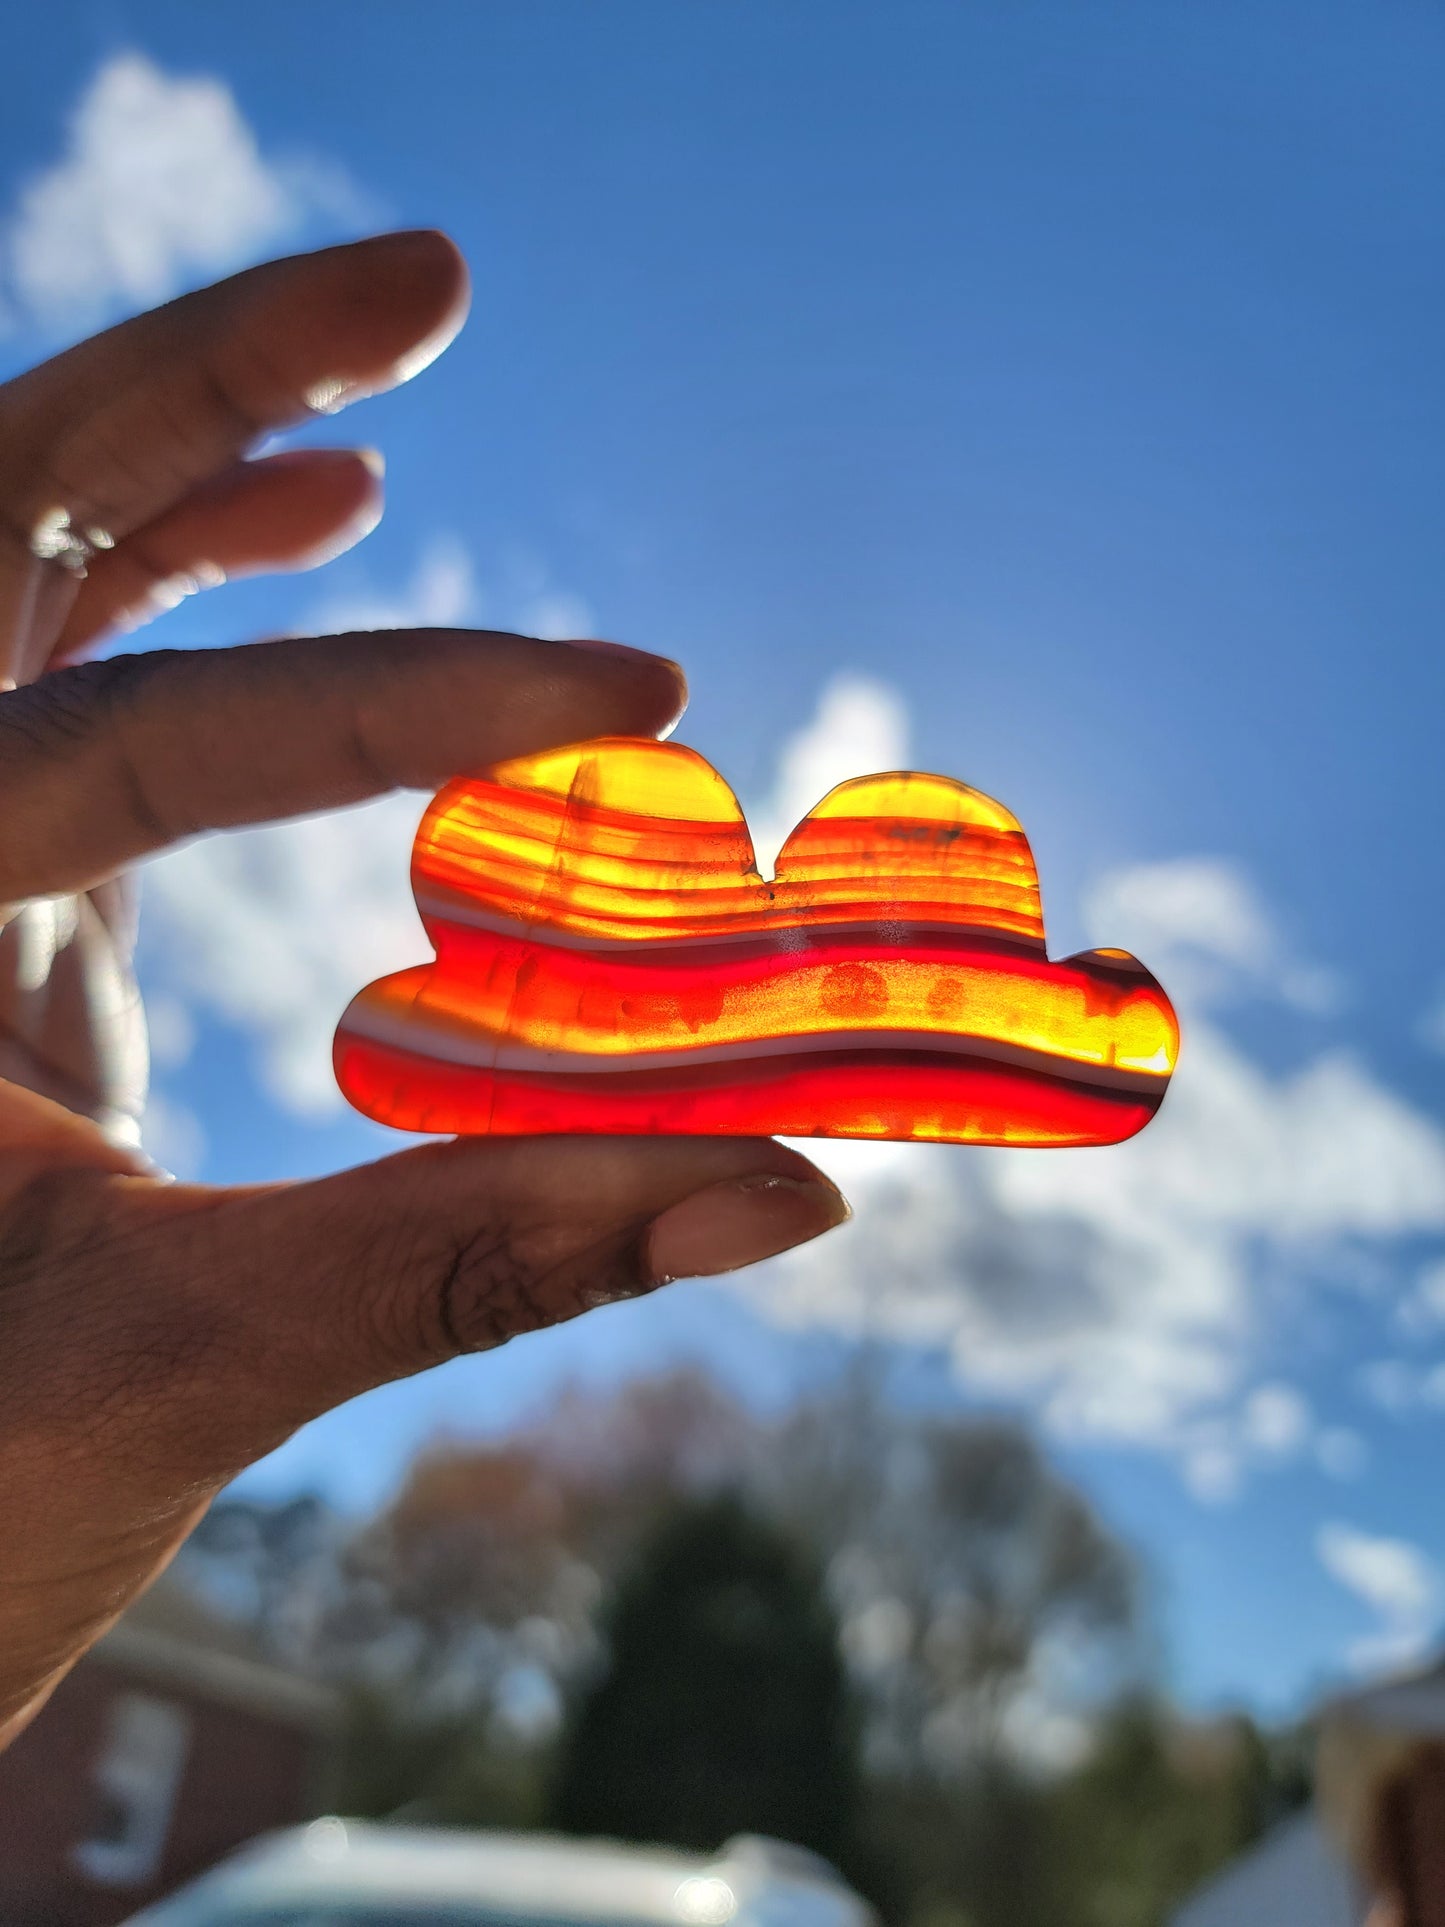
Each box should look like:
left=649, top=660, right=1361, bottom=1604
left=0, top=654, right=191, bottom=879
left=362, top=1209, right=647, bottom=1368
left=362, top=1216, right=524, bottom=1366
left=198, top=332, right=300, bottom=439
left=0, top=652, right=164, bottom=761
left=437, top=1225, right=545, bottom=1356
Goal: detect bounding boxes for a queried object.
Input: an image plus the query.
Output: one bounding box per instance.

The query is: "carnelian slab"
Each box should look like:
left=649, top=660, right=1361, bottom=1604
left=335, top=738, right=1177, bottom=1145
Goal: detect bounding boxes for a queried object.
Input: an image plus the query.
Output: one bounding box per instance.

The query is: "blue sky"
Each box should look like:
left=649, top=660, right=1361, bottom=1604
left=2, top=0, right=1444, bottom=1719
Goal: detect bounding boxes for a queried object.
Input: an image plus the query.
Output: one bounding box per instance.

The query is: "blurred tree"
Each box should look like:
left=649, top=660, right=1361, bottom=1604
left=1049, top=1698, right=1307, bottom=1927
left=339, top=1683, right=549, bottom=1831
left=172, top=1372, right=1297, bottom=1926
left=549, top=1493, right=863, bottom=1869
left=769, top=1375, right=1142, bottom=1781
left=331, top=1370, right=753, bottom=1717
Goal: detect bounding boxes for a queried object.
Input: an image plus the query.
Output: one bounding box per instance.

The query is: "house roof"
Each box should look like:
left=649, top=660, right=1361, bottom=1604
left=89, top=1579, right=340, bottom=1736
left=1327, top=1661, right=1445, bottom=1738
left=1171, top=1812, right=1361, bottom=1927
left=1175, top=1659, right=1445, bottom=1925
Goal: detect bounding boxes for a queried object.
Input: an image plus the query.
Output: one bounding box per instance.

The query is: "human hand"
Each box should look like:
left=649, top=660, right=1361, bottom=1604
left=0, top=231, right=848, bottom=1745
left=1369, top=1743, right=1445, bottom=1927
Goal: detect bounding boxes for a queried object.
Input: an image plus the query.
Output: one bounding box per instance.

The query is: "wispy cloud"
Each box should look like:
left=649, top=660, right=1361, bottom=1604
left=141, top=791, right=426, bottom=1116
left=139, top=659, right=1445, bottom=1489
left=1317, top=1522, right=1439, bottom=1673
left=1355, top=1355, right=1445, bottom=1417
left=300, top=537, right=478, bottom=637
left=735, top=677, right=1445, bottom=1479
left=139, top=1089, right=207, bottom=1181
left=1398, top=1258, right=1445, bottom=1337
left=747, top=671, right=910, bottom=877
left=1, top=51, right=372, bottom=336
left=1085, top=858, right=1342, bottom=1016
left=137, top=539, right=594, bottom=1116
left=1418, top=983, right=1445, bottom=1057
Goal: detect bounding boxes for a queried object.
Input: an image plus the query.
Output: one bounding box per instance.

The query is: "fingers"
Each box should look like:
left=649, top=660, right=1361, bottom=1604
left=52, top=449, right=386, bottom=658
left=0, top=628, right=687, bottom=907
left=0, top=1080, right=152, bottom=1184
left=1, top=1136, right=848, bottom=1490
left=216, top=1134, right=846, bottom=1427
left=0, top=229, right=467, bottom=682
left=1, top=227, right=465, bottom=541
left=0, top=1132, right=846, bottom=1728
left=0, top=898, right=147, bottom=1132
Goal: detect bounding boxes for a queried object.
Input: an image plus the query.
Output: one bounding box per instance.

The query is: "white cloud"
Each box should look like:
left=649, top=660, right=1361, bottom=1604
left=300, top=541, right=594, bottom=647
left=493, top=551, right=599, bottom=644
left=1085, top=858, right=1341, bottom=1014
left=301, top=538, right=477, bottom=637
left=1352, top=1355, right=1445, bottom=1419
left=137, top=539, right=593, bottom=1115
left=732, top=678, right=1445, bottom=1476
left=748, top=672, right=910, bottom=877
left=144, top=991, right=196, bottom=1070
left=765, top=1025, right=1445, bottom=1458
left=140, top=1089, right=207, bottom=1180
left=140, top=792, right=426, bottom=1115
left=1182, top=1442, right=1244, bottom=1507
left=1397, top=1258, right=1445, bottom=1336
left=1242, top=1383, right=1311, bottom=1457
left=2, top=52, right=370, bottom=333
left=1418, top=985, right=1445, bottom=1057
left=1358, top=1359, right=1421, bottom=1414
left=137, top=658, right=1445, bottom=1494
left=1177, top=1385, right=1322, bottom=1504
left=1317, top=1522, right=1439, bottom=1673
left=1316, top=1429, right=1368, bottom=1481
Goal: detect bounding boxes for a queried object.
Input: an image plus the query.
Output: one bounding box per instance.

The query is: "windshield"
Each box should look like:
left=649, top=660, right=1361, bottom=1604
left=186, top=1909, right=659, bottom=1927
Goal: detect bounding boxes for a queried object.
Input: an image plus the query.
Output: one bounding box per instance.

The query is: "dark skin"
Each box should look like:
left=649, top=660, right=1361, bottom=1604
left=0, top=230, right=848, bottom=1747
left=1368, top=1745, right=1445, bottom=1927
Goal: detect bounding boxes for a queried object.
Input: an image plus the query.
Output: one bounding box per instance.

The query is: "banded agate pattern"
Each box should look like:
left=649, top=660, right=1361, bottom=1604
left=334, top=737, right=1178, bottom=1145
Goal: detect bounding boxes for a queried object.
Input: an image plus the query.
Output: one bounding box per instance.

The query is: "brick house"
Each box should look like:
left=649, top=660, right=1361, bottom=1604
left=1174, top=1661, right=1445, bottom=1925
left=0, top=1580, right=339, bottom=1927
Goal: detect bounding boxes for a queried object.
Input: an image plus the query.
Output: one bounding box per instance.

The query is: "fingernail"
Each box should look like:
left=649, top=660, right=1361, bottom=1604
left=302, top=325, right=454, bottom=414
left=304, top=377, right=358, bottom=417
left=569, top=637, right=672, bottom=667
left=357, top=446, right=386, bottom=480
left=307, top=495, right=385, bottom=567
left=644, top=1174, right=850, bottom=1286
left=562, top=639, right=688, bottom=734
left=387, top=321, right=463, bottom=387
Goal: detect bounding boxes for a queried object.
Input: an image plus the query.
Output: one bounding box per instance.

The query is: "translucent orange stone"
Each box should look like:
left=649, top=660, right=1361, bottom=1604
left=335, top=738, right=1178, bottom=1145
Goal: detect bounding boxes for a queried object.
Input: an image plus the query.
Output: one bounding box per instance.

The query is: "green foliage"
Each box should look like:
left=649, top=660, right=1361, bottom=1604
left=180, top=1384, right=1315, bottom=1927
left=549, top=1493, right=863, bottom=1869
left=866, top=1763, right=1071, bottom=1927
left=1047, top=1700, right=1307, bottom=1927
left=338, top=1685, right=549, bottom=1832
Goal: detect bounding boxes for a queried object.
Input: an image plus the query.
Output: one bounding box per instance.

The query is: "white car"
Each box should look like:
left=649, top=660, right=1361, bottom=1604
left=122, top=1820, right=879, bottom=1927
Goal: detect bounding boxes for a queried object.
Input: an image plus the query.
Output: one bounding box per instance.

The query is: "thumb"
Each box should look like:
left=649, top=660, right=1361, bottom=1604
left=214, top=1134, right=849, bottom=1433
left=0, top=1134, right=846, bottom=1731
left=3, top=1135, right=849, bottom=1498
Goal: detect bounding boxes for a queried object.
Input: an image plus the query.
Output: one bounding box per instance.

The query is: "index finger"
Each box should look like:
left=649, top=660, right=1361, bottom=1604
left=0, top=629, right=687, bottom=908
left=0, top=230, right=468, bottom=679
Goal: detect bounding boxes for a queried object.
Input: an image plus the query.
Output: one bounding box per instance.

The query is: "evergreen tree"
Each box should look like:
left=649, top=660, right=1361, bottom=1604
left=550, top=1493, right=861, bottom=1866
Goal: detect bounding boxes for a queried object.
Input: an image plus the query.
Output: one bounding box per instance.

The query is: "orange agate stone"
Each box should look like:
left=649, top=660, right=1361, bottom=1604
left=335, top=738, right=1178, bottom=1145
